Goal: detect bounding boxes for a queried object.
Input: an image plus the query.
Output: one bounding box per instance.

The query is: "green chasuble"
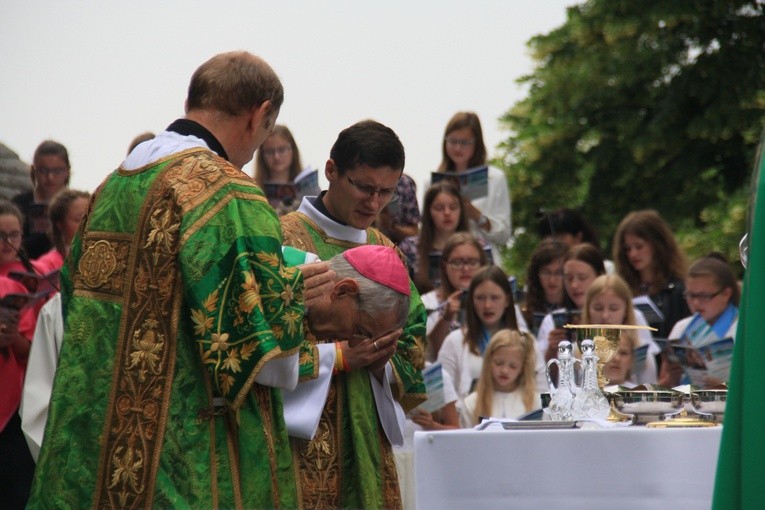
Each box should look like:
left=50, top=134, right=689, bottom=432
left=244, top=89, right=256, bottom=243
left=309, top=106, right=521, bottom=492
left=28, top=149, right=303, bottom=509
left=281, top=209, right=427, bottom=510
left=712, top=135, right=765, bottom=509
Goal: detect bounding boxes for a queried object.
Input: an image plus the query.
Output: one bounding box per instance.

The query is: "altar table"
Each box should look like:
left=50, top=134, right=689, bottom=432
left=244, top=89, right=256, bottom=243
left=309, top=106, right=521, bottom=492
left=414, top=425, right=722, bottom=510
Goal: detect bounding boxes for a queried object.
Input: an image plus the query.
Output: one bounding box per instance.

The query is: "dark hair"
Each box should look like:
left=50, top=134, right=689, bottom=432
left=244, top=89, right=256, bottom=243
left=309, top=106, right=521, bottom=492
left=566, top=243, right=606, bottom=273
left=613, top=209, right=687, bottom=294
left=464, top=265, right=518, bottom=356
left=49, top=189, right=91, bottom=255
left=563, top=243, right=606, bottom=307
left=33, top=140, right=71, bottom=187
left=687, top=254, right=740, bottom=307
left=537, top=208, right=599, bottom=247
left=329, top=120, right=405, bottom=175
left=186, top=51, right=284, bottom=117
left=33, top=140, right=70, bottom=168
left=437, top=232, right=488, bottom=298
left=253, top=124, right=303, bottom=186
left=523, top=240, right=568, bottom=324
left=438, top=112, right=487, bottom=172
left=415, top=182, right=470, bottom=292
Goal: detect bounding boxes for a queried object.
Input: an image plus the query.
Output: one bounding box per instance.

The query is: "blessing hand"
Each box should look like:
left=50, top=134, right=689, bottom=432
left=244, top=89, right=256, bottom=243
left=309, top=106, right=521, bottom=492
left=298, top=261, right=335, bottom=309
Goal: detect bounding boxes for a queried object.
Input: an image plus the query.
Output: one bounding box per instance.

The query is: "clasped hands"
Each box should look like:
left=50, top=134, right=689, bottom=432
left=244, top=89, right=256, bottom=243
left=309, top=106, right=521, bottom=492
left=341, top=329, right=402, bottom=381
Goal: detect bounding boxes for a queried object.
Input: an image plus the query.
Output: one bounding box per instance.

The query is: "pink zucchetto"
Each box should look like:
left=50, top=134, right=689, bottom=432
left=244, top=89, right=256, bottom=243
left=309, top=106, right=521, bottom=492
left=342, top=245, right=411, bottom=296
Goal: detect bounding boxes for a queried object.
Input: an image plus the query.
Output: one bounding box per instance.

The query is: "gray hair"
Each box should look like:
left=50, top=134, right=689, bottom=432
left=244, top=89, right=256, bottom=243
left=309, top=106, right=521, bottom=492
left=328, top=253, right=410, bottom=329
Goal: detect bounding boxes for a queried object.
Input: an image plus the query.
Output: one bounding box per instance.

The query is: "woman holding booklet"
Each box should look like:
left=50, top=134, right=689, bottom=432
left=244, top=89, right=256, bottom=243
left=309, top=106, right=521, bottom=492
left=253, top=124, right=308, bottom=215
left=658, top=254, right=740, bottom=387
left=427, top=112, right=511, bottom=263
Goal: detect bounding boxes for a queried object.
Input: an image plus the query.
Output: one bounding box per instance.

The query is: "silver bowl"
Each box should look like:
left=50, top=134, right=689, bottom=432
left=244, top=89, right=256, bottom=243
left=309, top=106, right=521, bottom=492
left=690, top=389, right=727, bottom=420
left=612, top=390, right=685, bottom=424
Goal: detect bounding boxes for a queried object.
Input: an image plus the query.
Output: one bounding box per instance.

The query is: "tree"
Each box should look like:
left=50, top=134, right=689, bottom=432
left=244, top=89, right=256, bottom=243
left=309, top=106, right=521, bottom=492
left=496, top=0, right=765, bottom=281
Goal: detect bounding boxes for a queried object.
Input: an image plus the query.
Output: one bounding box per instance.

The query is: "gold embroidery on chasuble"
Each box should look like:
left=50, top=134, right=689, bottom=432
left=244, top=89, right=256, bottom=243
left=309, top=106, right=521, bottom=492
left=92, top=173, right=185, bottom=509
left=74, top=236, right=131, bottom=301
left=252, top=385, right=283, bottom=508
left=382, top=443, right=403, bottom=508
left=293, top=379, right=342, bottom=510
left=280, top=213, right=319, bottom=255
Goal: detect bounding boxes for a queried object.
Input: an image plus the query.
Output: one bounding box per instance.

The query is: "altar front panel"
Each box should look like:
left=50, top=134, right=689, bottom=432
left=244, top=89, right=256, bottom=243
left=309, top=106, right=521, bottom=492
left=414, top=426, right=722, bottom=510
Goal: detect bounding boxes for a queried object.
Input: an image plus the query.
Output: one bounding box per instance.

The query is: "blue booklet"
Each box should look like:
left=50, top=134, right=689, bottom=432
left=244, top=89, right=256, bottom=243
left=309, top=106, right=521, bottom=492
left=431, top=165, right=488, bottom=200
left=416, top=362, right=447, bottom=414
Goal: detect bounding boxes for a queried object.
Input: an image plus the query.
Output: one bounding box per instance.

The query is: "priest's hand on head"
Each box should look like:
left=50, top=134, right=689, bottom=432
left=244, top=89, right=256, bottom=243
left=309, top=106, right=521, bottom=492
left=298, top=261, right=335, bottom=309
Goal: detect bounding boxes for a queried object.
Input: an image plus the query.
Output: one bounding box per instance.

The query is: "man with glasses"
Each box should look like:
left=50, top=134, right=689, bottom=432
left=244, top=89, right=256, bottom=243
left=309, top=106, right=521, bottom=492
left=281, top=120, right=426, bottom=509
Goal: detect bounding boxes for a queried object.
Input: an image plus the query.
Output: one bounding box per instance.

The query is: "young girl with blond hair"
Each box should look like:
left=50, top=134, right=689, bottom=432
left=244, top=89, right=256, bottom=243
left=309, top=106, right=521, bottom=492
left=581, top=274, right=659, bottom=384
left=459, top=329, right=540, bottom=427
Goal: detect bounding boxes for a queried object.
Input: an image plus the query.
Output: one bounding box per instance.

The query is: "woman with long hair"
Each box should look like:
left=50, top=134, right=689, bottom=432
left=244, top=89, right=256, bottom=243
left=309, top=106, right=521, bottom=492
left=522, top=240, right=568, bottom=335
left=613, top=209, right=691, bottom=338
left=253, top=125, right=306, bottom=215
left=431, top=112, right=511, bottom=263
left=412, top=182, right=470, bottom=292
left=421, top=232, right=487, bottom=359
left=437, top=265, right=529, bottom=399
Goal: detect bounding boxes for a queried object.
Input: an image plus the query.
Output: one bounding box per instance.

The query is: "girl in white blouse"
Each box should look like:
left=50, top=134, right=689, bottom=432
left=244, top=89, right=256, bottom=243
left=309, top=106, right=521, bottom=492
left=460, top=329, right=541, bottom=427
left=438, top=265, right=530, bottom=400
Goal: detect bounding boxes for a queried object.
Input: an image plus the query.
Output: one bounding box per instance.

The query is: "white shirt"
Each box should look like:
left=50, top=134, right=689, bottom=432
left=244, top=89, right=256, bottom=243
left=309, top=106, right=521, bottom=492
left=421, top=290, right=442, bottom=337
left=437, top=305, right=538, bottom=399
left=460, top=389, right=535, bottom=428
left=20, top=293, right=63, bottom=462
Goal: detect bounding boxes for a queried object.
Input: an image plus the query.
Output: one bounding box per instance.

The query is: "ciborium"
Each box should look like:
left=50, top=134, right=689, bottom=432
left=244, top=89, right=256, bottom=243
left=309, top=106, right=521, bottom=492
left=564, top=324, right=655, bottom=389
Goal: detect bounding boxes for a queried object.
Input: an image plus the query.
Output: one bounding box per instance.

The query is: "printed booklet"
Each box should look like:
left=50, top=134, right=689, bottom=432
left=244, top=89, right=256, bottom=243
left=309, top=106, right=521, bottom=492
left=431, top=165, right=488, bottom=200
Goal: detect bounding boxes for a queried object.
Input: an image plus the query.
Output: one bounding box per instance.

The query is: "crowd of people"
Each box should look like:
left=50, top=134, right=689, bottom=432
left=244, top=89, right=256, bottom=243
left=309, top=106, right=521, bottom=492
left=0, top=50, right=743, bottom=509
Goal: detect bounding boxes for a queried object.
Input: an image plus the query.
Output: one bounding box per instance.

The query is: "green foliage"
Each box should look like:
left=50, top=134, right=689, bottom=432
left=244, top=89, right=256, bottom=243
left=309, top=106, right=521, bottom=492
left=497, top=0, right=765, bottom=285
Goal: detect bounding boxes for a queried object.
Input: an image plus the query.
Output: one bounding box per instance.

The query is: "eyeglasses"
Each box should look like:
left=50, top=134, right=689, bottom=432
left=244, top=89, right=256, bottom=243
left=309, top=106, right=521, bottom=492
left=539, top=270, right=563, bottom=279
left=683, top=289, right=724, bottom=302
left=344, top=174, right=399, bottom=203
left=35, top=167, right=68, bottom=177
left=444, top=137, right=475, bottom=148
left=446, top=258, right=481, bottom=270
left=262, top=145, right=292, bottom=157
left=0, top=231, right=22, bottom=243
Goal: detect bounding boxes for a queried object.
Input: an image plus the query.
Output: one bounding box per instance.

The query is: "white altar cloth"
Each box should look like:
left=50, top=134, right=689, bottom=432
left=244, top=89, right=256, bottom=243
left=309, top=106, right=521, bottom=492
left=414, top=426, right=722, bottom=510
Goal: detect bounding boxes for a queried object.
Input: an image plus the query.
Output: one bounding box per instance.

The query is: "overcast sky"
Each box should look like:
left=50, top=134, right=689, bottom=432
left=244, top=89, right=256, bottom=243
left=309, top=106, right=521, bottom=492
left=1, top=0, right=574, bottom=199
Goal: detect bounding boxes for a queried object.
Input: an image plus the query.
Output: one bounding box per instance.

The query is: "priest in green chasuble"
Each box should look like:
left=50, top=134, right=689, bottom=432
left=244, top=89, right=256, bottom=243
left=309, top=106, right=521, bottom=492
left=281, top=120, right=427, bottom=510
left=27, top=52, right=336, bottom=510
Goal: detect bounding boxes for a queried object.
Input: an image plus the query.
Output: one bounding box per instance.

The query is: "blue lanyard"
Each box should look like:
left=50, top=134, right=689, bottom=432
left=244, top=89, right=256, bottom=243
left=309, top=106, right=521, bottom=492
left=479, top=328, right=491, bottom=355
